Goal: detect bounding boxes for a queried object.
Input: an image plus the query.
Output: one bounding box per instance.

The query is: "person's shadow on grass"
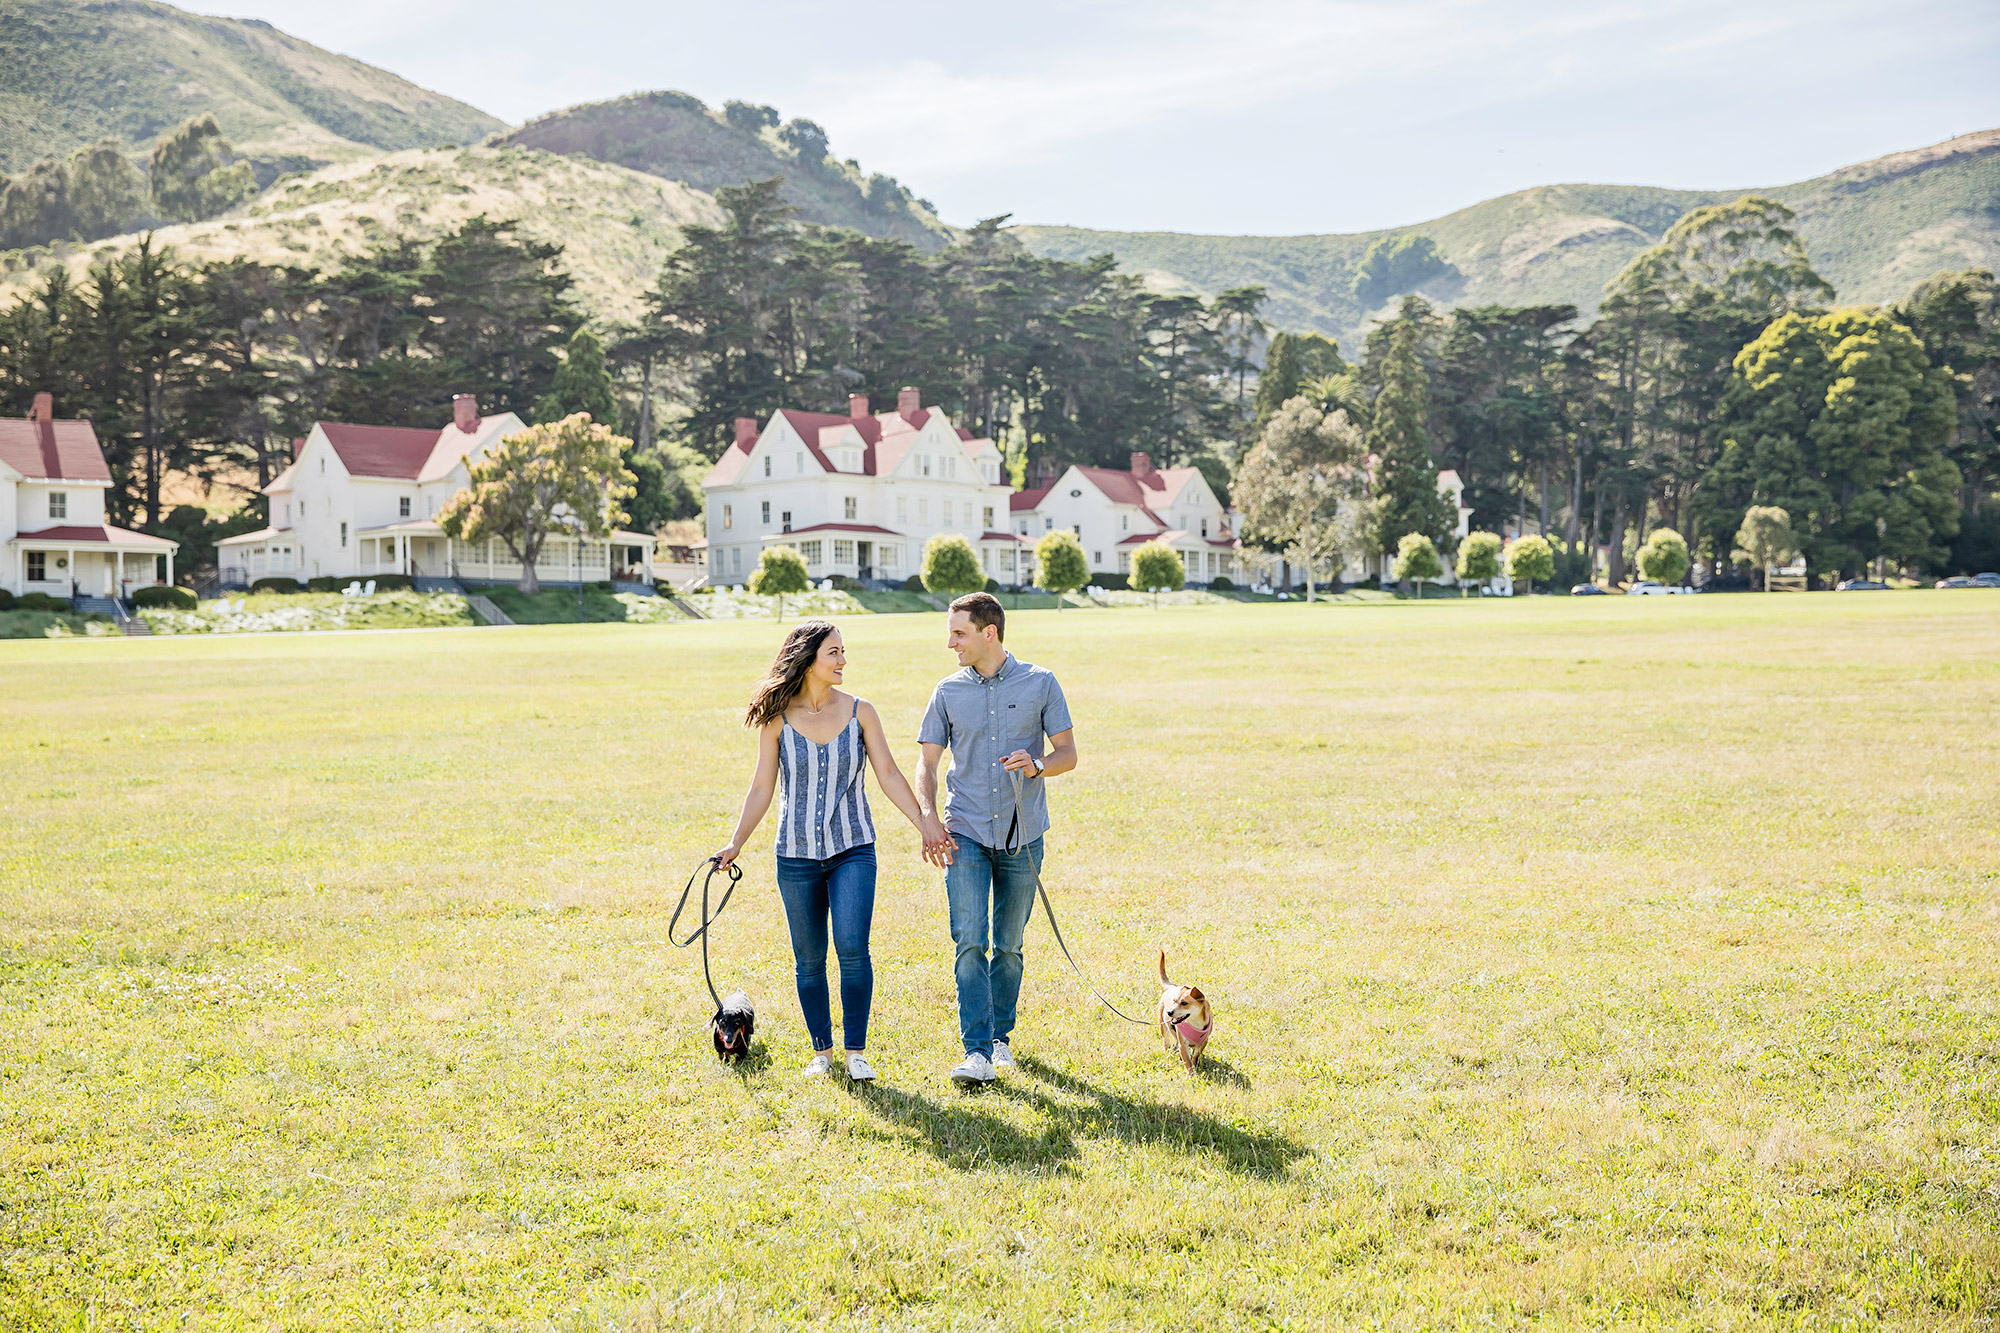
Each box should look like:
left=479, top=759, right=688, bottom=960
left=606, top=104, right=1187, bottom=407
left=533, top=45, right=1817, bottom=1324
left=842, top=1055, right=1304, bottom=1179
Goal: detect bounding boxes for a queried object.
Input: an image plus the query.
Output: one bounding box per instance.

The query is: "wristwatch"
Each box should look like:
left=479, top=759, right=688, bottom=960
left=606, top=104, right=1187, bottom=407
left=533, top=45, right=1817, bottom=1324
left=1030, top=757, right=1045, bottom=777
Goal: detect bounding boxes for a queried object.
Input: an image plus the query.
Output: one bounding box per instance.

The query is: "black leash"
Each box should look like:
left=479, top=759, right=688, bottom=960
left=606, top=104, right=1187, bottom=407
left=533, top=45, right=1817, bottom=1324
left=1004, top=769, right=1154, bottom=1027
left=669, top=855, right=741, bottom=1015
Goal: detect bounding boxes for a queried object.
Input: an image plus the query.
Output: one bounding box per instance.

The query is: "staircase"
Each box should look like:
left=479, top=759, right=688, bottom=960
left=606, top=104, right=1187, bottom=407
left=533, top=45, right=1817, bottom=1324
left=413, top=576, right=465, bottom=594
left=465, top=594, right=514, bottom=627
left=667, top=593, right=706, bottom=619
left=70, top=595, right=121, bottom=617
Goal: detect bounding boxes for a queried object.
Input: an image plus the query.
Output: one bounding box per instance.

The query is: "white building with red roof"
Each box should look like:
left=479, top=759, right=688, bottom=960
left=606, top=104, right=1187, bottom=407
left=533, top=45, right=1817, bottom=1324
left=2, top=393, right=178, bottom=600
left=702, top=387, right=1018, bottom=586
left=1009, top=452, right=1241, bottom=586
left=222, top=395, right=656, bottom=587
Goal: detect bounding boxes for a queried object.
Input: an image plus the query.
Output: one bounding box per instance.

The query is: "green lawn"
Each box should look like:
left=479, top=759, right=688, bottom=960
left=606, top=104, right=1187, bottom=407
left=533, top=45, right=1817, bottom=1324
left=3, top=596, right=1996, bottom=1329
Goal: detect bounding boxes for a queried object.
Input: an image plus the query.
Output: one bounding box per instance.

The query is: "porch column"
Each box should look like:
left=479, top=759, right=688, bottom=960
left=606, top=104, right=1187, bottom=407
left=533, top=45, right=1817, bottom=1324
left=67, top=547, right=76, bottom=598
left=116, top=550, right=124, bottom=597
left=166, top=548, right=174, bottom=587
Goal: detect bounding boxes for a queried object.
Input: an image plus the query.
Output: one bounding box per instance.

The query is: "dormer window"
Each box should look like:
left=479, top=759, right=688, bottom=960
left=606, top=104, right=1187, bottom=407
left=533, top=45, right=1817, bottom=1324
left=47, top=491, right=66, bottom=519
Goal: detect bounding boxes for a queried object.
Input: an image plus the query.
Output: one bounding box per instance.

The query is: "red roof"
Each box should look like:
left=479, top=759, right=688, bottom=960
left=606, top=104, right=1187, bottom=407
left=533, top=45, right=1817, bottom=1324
left=15, top=523, right=177, bottom=549
left=1009, top=486, right=1051, bottom=512
left=0, top=417, right=110, bottom=482
left=980, top=530, right=1026, bottom=543
left=767, top=522, right=902, bottom=537
left=320, top=423, right=444, bottom=479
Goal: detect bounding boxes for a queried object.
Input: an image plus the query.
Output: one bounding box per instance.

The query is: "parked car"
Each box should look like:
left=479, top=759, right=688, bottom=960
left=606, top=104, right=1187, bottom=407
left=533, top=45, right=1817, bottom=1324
left=1570, top=583, right=1606, bottom=596
left=1696, top=574, right=1754, bottom=593
left=1626, top=581, right=1690, bottom=596
left=1835, top=578, right=1889, bottom=591
left=1936, top=575, right=1979, bottom=588
left=1977, top=572, right=2000, bottom=588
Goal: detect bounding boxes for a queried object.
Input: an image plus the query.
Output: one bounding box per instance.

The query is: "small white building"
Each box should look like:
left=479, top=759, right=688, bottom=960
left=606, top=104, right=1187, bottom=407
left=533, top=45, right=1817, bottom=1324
left=1009, top=452, right=1241, bottom=586
left=220, top=396, right=656, bottom=587
left=702, top=388, right=1019, bottom=586
left=1, top=393, right=178, bottom=600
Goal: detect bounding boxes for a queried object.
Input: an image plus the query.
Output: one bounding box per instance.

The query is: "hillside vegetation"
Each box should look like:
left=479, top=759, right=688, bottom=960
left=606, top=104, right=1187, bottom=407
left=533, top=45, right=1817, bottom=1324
left=503, top=91, right=954, bottom=249
left=0, top=0, right=503, bottom=176
left=1016, top=129, right=2000, bottom=345
left=0, top=145, right=723, bottom=322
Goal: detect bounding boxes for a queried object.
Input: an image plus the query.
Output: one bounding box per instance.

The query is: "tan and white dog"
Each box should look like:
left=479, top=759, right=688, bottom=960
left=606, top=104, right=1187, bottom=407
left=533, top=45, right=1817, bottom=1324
left=1157, top=949, right=1212, bottom=1071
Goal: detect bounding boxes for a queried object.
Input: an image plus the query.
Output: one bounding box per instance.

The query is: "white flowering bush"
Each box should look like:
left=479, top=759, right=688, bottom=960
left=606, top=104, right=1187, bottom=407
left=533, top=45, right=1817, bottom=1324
left=142, top=591, right=476, bottom=634
left=687, top=588, right=871, bottom=620
left=613, top=592, right=689, bottom=624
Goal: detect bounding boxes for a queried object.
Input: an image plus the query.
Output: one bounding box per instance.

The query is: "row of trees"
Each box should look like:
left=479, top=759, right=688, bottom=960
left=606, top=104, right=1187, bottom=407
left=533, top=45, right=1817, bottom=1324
left=624, top=179, right=1271, bottom=489
left=2, top=116, right=259, bottom=251
left=1234, top=197, right=1999, bottom=585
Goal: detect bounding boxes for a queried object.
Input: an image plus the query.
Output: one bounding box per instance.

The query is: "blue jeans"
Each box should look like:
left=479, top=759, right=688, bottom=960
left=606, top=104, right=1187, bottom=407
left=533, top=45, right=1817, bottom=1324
left=945, top=836, right=1042, bottom=1058
left=774, top=843, right=876, bottom=1052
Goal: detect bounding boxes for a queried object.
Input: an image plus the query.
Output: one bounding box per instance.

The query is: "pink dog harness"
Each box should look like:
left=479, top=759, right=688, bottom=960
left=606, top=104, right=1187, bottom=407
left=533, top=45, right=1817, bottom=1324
left=1175, top=1017, right=1211, bottom=1047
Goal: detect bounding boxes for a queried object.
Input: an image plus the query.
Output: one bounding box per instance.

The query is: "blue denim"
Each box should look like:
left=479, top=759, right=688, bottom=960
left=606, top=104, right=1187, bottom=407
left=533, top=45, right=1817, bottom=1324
left=774, top=843, right=876, bottom=1052
left=944, top=836, right=1042, bottom=1058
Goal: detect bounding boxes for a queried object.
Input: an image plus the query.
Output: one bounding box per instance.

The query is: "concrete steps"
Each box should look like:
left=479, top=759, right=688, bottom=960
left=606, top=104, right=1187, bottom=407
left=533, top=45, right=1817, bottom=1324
left=465, top=595, right=514, bottom=627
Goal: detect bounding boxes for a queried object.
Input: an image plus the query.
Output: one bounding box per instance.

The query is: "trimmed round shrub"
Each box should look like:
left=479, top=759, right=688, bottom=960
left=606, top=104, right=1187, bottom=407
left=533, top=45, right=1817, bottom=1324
left=307, top=576, right=346, bottom=593
left=593, top=580, right=613, bottom=592
left=901, top=574, right=925, bottom=592
left=984, top=578, right=1001, bottom=593
left=367, top=574, right=413, bottom=592
left=250, top=576, right=301, bottom=594
left=0, top=588, right=13, bottom=610
left=1210, top=575, right=1234, bottom=592
left=19, top=591, right=69, bottom=612
left=133, top=585, right=196, bottom=610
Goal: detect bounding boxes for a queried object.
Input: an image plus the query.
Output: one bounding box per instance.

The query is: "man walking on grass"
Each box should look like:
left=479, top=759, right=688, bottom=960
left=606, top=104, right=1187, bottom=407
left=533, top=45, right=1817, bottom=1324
left=917, top=592, right=1078, bottom=1087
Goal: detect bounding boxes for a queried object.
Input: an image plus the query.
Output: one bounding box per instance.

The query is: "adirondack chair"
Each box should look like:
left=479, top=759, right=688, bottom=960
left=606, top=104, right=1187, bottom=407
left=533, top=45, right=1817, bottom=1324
left=363, top=580, right=376, bottom=596
left=342, top=581, right=362, bottom=597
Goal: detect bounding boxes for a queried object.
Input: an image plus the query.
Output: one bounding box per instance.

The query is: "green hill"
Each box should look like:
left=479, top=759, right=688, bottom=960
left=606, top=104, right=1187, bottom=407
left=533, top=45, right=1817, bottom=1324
left=501, top=91, right=955, bottom=249
left=0, top=145, right=722, bottom=322
left=0, top=0, right=505, bottom=176
left=1014, top=129, right=2000, bottom=346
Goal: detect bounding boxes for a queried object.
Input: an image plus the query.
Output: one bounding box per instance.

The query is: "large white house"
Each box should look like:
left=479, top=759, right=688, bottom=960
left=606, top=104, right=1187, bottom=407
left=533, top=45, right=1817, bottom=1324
left=220, top=395, right=656, bottom=586
left=702, top=388, right=1018, bottom=585
left=2, top=393, right=178, bottom=600
left=1009, top=452, right=1241, bottom=586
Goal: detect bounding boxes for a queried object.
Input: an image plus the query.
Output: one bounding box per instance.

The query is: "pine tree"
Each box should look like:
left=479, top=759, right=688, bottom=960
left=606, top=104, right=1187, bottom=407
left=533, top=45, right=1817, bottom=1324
left=1367, top=302, right=1456, bottom=560
left=536, top=328, right=617, bottom=424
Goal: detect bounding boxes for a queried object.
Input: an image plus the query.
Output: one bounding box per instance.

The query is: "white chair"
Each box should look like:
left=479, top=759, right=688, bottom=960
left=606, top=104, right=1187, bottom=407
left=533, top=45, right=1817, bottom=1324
left=343, top=581, right=361, bottom=597
left=363, top=580, right=376, bottom=596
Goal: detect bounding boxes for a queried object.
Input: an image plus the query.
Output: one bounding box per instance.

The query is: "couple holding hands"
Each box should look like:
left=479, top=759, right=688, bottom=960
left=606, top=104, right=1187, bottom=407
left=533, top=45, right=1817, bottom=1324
left=714, top=592, right=1077, bottom=1087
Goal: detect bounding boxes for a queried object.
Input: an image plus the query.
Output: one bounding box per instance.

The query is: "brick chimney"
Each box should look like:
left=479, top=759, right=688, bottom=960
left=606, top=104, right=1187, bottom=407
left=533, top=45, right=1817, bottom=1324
left=897, top=386, right=920, bottom=417
left=1130, top=451, right=1155, bottom=479
left=30, top=391, right=52, bottom=421
left=849, top=393, right=869, bottom=419
left=735, top=416, right=759, bottom=449
left=452, top=394, right=479, bottom=433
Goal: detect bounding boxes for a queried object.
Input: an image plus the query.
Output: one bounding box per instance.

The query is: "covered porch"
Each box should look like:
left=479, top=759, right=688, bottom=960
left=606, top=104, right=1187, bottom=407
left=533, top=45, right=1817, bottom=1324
left=7, top=524, right=177, bottom=598
left=214, top=527, right=300, bottom=587
left=763, top=523, right=906, bottom=583
left=357, top=524, right=659, bottom=586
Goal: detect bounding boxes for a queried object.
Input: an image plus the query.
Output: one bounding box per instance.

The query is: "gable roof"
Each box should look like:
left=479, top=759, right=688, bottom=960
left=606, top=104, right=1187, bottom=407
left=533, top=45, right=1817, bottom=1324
left=320, top=423, right=445, bottom=479
left=0, top=416, right=111, bottom=483
left=704, top=402, right=997, bottom=489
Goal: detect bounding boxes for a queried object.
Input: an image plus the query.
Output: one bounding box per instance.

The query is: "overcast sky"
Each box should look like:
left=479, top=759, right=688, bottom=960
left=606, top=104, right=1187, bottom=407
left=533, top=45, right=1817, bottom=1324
left=235, top=0, right=2000, bottom=236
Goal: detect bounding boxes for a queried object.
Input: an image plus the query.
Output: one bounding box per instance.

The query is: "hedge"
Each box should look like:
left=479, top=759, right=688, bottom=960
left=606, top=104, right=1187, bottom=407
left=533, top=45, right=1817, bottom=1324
left=17, top=591, right=70, bottom=612
left=250, top=577, right=301, bottom=594
left=0, top=589, right=12, bottom=610
left=1210, top=575, right=1234, bottom=591
left=306, top=576, right=345, bottom=593
left=133, top=585, right=196, bottom=610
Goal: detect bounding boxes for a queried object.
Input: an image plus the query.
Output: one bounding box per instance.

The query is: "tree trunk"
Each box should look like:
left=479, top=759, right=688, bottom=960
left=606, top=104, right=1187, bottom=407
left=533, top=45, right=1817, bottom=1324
left=1567, top=449, right=1584, bottom=550
left=1607, top=491, right=1629, bottom=587
left=1539, top=460, right=1550, bottom=536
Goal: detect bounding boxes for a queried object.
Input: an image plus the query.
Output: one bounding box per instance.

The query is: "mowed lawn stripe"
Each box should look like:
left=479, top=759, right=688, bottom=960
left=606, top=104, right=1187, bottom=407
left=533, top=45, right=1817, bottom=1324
left=1, top=596, right=1996, bottom=1329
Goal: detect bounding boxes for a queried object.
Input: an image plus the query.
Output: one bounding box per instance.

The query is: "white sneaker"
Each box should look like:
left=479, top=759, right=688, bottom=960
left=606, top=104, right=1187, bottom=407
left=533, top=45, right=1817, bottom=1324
left=990, top=1041, right=1015, bottom=1070
left=950, top=1052, right=995, bottom=1086
left=845, top=1052, right=875, bottom=1081
left=802, top=1054, right=832, bottom=1078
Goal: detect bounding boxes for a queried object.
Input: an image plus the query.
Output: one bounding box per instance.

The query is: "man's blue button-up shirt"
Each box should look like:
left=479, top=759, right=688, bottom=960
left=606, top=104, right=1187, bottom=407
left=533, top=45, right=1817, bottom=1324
left=919, top=652, right=1072, bottom=850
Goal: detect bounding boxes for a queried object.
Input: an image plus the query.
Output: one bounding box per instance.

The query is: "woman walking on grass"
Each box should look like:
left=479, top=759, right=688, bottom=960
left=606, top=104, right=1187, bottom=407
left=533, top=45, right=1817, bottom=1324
left=715, top=620, right=942, bottom=1081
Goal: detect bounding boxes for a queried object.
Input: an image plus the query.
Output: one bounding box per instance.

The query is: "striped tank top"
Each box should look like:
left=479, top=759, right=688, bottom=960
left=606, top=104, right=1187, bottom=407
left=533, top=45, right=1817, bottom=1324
left=774, top=698, right=876, bottom=859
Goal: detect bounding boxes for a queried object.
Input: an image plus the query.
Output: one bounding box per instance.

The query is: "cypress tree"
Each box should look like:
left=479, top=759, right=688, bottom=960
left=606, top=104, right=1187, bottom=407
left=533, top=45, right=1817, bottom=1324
left=536, top=328, right=618, bottom=425
left=1367, top=305, right=1455, bottom=558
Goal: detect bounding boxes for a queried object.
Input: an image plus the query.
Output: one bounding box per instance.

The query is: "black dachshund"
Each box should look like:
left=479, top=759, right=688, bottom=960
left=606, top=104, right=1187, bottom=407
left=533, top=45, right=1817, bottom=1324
left=712, top=988, right=756, bottom=1062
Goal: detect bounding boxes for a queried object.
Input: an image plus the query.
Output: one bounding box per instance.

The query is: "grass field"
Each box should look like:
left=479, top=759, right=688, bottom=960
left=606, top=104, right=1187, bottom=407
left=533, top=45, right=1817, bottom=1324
left=3, top=596, right=1997, bottom=1329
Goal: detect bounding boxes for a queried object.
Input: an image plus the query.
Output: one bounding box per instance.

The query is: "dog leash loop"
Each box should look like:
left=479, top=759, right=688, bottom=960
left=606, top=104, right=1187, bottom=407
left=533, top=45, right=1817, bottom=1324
left=1004, top=770, right=1153, bottom=1027
left=669, top=856, right=741, bottom=1015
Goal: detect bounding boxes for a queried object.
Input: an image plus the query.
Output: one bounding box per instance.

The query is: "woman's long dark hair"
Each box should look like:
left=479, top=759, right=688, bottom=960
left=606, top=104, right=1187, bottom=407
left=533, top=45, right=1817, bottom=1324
left=745, top=619, right=838, bottom=727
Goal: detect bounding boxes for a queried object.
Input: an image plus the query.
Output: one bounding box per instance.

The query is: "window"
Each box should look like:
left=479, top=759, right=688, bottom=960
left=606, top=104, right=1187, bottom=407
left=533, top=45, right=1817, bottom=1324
left=429, top=497, right=438, bottom=516
left=944, top=456, right=956, bottom=480
left=844, top=496, right=857, bottom=521
left=1017, top=521, right=1028, bottom=536
left=283, top=502, right=291, bottom=526
left=723, top=504, right=733, bottom=529
left=918, top=498, right=929, bottom=522
left=1044, top=517, right=1053, bottom=532
left=983, top=506, right=994, bottom=530
left=882, top=545, right=899, bottom=569
left=761, top=501, right=771, bottom=525
left=781, top=510, right=792, bottom=532
left=763, top=456, right=772, bottom=478
left=1093, top=551, right=1102, bottom=566
left=795, top=453, right=804, bottom=475
left=1200, top=518, right=1209, bottom=537
left=834, top=539, right=854, bottom=563
left=320, top=458, right=326, bottom=475
left=400, top=496, right=412, bottom=518
left=340, top=522, right=348, bottom=547
left=897, top=497, right=908, bottom=522
left=1120, top=514, right=1128, bottom=532
left=47, top=491, right=66, bottom=519
left=26, top=552, right=46, bottom=581
left=731, top=548, right=742, bottom=574
left=921, top=455, right=932, bottom=477
left=799, top=540, right=823, bottom=564
left=1119, top=552, right=1130, bottom=573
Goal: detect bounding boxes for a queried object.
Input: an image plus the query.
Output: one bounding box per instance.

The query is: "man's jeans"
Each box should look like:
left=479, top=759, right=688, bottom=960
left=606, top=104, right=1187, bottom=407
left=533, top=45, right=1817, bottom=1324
left=945, top=836, right=1042, bottom=1058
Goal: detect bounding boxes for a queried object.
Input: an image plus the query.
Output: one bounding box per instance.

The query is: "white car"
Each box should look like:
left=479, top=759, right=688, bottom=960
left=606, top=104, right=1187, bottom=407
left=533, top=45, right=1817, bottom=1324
left=1626, top=581, right=1678, bottom=596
